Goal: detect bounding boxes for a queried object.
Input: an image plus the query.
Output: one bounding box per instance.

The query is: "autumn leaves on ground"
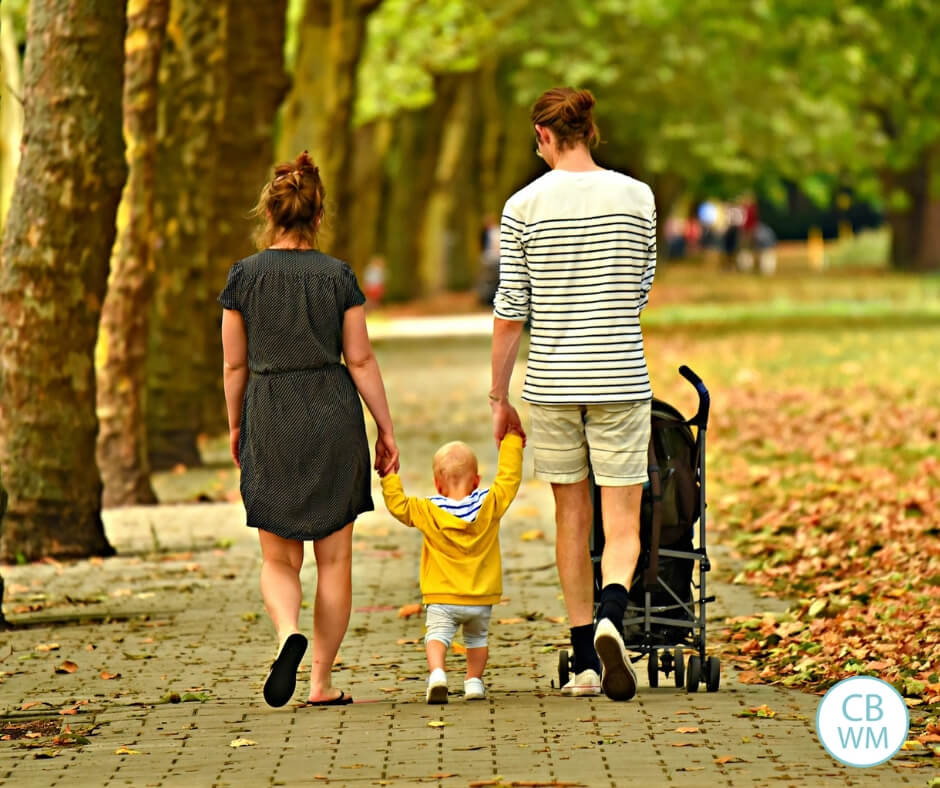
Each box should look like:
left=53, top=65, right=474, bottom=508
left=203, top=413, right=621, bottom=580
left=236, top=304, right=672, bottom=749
left=155, top=264, right=939, bottom=741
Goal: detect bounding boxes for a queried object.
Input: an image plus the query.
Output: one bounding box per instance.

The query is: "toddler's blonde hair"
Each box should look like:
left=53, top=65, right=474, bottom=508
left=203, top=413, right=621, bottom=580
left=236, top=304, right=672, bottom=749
left=432, top=441, right=478, bottom=490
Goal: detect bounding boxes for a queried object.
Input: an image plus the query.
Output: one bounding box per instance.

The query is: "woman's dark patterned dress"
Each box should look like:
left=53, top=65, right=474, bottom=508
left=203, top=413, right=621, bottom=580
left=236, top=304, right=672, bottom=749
left=218, top=249, right=374, bottom=540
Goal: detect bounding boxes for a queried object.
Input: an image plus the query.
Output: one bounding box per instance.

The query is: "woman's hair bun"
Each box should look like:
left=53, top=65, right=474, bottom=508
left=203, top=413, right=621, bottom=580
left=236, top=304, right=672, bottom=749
left=293, top=150, right=317, bottom=176
left=251, top=150, right=326, bottom=249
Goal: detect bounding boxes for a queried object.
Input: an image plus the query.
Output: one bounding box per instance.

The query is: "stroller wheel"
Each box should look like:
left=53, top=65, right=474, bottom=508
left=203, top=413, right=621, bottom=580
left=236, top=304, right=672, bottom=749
left=673, top=648, right=685, bottom=688
left=686, top=655, right=701, bottom=693
left=557, top=649, right=571, bottom=688
left=706, top=656, right=720, bottom=692
left=647, top=650, right=659, bottom=688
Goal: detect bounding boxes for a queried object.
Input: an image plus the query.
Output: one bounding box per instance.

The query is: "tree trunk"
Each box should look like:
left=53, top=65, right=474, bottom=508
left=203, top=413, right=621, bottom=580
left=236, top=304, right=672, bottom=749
left=0, top=470, right=7, bottom=626
left=96, top=0, right=169, bottom=507
left=382, top=75, right=461, bottom=300
left=0, top=0, right=127, bottom=562
left=279, top=0, right=380, bottom=264
left=420, top=73, right=483, bottom=293
left=917, top=143, right=940, bottom=272
left=201, top=0, right=290, bottom=437
left=348, top=119, right=392, bottom=275
left=883, top=162, right=928, bottom=271
left=147, top=1, right=226, bottom=470
left=0, top=5, right=24, bottom=227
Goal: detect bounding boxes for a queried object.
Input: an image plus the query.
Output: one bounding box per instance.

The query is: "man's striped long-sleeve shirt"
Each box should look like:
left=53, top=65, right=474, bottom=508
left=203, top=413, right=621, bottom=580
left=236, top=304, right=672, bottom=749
left=494, top=168, right=657, bottom=404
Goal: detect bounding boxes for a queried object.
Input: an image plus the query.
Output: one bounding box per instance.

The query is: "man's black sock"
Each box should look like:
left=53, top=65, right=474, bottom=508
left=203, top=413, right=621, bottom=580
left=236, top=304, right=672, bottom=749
left=570, top=624, right=601, bottom=674
left=596, top=583, right=629, bottom=635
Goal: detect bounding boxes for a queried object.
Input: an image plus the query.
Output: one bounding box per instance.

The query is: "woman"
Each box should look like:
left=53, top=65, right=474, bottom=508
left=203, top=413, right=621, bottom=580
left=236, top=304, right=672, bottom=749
left=219, top=151, right=399, bottom=707
left=489, top=88, right=657, bottom=702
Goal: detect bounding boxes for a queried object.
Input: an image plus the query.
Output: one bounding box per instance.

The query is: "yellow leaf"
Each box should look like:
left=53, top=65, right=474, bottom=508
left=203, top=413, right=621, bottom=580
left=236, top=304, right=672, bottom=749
left=451, top=643, right=467, bottom=655
left=807, top=598, right=827, bottom=618
left=229, top=738, right=256, bottom=748
left=114, top=747, right=140, bottom=755
left=427, top=720, right=448, bottom=728
left=675, top=726, right=699, bottom=733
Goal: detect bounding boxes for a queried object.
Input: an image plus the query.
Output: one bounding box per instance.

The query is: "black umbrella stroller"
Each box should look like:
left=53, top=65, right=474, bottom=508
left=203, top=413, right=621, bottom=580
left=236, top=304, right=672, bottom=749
left=556, top=365, right=719, bottom=692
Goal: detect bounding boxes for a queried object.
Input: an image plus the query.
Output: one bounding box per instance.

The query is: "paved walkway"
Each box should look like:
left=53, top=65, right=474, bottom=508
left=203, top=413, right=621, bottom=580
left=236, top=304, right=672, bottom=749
left=1, top=478, right=930, bottom=787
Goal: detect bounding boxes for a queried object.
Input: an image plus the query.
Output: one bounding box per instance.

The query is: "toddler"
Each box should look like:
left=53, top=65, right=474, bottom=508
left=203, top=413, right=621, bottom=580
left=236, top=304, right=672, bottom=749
left=381, top=433, right=523, bottom=703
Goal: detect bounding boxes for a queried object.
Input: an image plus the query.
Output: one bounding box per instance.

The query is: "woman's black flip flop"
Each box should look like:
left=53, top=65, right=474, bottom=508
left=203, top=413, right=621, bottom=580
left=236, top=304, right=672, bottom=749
left=302, top=690, right=353, bottom=707
left=263, top=633, right=307, bottom=707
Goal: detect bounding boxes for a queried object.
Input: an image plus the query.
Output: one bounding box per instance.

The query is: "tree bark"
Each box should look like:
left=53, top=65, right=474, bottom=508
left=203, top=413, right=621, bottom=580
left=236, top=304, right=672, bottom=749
left=279, top=0, right=380, bottom=265
left=96, top=0, right=169, bottom=507
left=201, top=0, right=290, bottom=437
left=347, top=119, right=392, bottom=276
left=883, top=162, right=928, bottom=271
left=147, top=1, right=226, bottom=470
left=0, top=0, right=127, bottom=561
left=0, top=469, right=7, bottom=626
left=382, top=75, right=461, bottom=300
left=420, top=72, right=482, bottom=293
left=0, top=5, right=25, bottom=228
left=917, top=143, right=940, bottom=272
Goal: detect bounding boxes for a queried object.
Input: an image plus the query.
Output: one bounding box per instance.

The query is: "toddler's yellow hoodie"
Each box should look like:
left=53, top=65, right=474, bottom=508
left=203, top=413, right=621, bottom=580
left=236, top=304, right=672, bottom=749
left=380, top=434, right=523, bottom=605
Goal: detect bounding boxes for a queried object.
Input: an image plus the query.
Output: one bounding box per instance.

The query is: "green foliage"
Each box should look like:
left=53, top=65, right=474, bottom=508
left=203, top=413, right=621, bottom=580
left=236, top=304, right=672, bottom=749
left=354, top=0, right=940, bottom=209
left=356, top=0, right=496, bottom=123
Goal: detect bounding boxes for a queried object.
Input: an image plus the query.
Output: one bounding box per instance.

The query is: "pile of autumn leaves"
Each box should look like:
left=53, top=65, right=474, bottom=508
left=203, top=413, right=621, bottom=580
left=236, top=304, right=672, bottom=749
left=711, top=384, right=939, bottom=715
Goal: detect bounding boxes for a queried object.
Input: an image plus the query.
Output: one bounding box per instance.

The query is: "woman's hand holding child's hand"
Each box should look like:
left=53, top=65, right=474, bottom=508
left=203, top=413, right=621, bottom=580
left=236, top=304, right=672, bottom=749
left=374, top=430, right=400, bottom=477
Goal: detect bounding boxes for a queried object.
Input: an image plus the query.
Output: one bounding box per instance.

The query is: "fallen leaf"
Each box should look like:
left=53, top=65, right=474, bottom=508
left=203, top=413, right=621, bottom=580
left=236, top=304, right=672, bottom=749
left=20, top=701, right=42, bottom=711
left=497, top=618, right=523, bottom=625
left=35, top=643, right=60, bottom=653
left=714, top=755, right=745, bottom=765
left=670, top=741, right=699, bottom=747
left=451, top=643, right=467, bottom=655
left=397, top=603, right=422, bottom=619
left=100, top=671, right=121, bottom=680
left=806, top=598, right=828, bottom=618
left=427, top=720, right=448, bottom=728
left=55, top=661, right=78, bottom=674
left=229, top=738, right=256, bottom=748
left=114, top=747, right=140, bottom=755
left=675, top=726, right=699, bottom=734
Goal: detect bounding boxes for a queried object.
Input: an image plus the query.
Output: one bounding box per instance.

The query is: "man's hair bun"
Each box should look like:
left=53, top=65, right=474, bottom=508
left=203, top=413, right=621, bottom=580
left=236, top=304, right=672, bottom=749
left=531, top=87, right=600, bottom=150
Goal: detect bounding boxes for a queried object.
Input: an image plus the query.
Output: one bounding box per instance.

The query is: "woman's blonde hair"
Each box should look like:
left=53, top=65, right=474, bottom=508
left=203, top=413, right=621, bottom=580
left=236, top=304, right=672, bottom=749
left=251, top=150, right=325, bottom=249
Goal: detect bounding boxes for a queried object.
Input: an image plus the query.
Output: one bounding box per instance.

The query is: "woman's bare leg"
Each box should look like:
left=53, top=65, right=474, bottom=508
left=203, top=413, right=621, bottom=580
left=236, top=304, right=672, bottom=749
left=308, top=523, right=353, bottom=702
left=258, top=530, right=305, bottom=646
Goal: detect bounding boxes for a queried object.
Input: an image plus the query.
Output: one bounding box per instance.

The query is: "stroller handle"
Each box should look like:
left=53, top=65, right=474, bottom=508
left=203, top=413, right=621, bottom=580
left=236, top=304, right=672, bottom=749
left=679, top=365, right=710, bottom=429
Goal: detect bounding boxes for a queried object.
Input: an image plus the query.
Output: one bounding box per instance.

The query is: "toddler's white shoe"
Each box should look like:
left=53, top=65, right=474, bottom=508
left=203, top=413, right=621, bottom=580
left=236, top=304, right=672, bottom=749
left=426, top=668, right=448, bottom=704
left=463, top=677, right=485, bottom=700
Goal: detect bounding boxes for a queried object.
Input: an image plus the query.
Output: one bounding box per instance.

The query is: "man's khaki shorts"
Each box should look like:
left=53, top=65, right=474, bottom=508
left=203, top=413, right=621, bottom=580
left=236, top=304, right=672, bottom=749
left=530, top=400, right=651, bottom=486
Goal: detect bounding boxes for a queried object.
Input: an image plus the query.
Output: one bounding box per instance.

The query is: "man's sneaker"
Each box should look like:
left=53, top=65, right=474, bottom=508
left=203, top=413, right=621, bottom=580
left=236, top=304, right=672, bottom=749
left=560, top=668, right=601, bottom=697
left=594, top=618, right=638, bottom=700
left=426, top=668, right=448, bottom=704
left=463, top=677, right=485, bottom=700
